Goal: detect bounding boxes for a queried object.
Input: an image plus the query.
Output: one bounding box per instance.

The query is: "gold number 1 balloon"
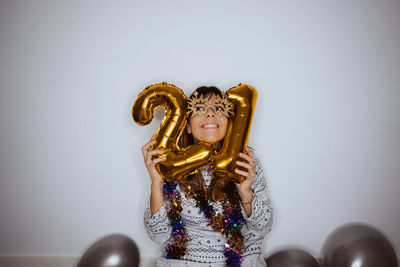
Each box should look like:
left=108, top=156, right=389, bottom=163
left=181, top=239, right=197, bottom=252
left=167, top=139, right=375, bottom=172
left=209, top=84, right=257, bottom=201
left=132, top=82, right=215, bottom=182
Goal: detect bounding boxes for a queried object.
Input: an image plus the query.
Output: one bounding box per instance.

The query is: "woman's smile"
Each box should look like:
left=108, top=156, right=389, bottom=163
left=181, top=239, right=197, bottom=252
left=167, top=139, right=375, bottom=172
left=201, top=122, right=219, bottom=129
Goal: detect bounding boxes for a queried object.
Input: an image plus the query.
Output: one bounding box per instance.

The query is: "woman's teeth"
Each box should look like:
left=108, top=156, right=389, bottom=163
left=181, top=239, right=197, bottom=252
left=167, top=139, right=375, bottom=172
left=202, top=123, right=218, bottom=129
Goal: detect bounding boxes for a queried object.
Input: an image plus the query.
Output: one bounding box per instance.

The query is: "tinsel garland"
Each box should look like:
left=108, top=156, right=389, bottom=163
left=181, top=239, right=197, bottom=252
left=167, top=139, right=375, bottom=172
left=163, top=179, right=245, bottom=267
left=163, top=180, right=187, bottom=259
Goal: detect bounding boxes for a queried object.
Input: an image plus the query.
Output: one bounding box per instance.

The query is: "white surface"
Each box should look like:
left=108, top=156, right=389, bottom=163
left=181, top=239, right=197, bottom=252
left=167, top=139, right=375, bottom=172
left=0, top=257, right=78, bottom=267
left=0, top=257, right=154, bottom=267
left=0, top=0, right=399, bottom=259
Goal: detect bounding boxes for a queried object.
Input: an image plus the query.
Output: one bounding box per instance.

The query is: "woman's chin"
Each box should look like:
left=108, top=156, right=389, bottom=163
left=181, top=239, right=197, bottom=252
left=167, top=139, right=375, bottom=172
left=193, top=134, right=224, bottom=145
left=202, top=138, right=223, bottom=144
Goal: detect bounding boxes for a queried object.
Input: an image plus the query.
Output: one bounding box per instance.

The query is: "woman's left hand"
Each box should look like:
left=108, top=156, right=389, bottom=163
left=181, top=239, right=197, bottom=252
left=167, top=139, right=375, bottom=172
left=234, top=147, right=256, bottom=194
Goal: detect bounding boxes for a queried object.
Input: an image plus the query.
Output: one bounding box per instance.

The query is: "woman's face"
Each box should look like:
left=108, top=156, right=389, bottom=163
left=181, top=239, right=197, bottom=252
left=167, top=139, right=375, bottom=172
left=187, top=94, right=229, bottom=144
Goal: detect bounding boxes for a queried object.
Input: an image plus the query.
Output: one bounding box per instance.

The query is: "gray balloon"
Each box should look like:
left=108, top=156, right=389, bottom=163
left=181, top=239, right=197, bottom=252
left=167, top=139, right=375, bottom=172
left=78, top=234, right=140, bottom=267
left=266, top=248, right=320, bottom=267
left=322, top=223, right=398, bottom=267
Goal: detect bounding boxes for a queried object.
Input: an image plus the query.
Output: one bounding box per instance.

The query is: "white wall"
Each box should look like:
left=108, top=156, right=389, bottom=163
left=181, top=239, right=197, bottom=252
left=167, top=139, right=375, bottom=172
left=1, top=0, right=399, bottom=260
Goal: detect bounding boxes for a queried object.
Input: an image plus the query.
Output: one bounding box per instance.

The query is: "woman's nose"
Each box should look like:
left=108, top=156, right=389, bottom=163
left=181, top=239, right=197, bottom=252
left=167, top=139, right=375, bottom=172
left=206, top=107, right=215, bottom=117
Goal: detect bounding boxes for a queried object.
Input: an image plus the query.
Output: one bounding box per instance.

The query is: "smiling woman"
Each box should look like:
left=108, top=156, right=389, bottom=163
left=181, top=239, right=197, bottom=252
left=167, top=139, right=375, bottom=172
left=141, top=86, right=274, bottom=267
left=186, top=87, right=230, bottom=147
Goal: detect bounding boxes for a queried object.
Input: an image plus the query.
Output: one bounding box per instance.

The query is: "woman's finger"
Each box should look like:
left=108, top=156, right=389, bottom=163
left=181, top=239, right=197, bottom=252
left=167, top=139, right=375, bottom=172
left=244, top=151, right=255, bottom=161
left=238, top=152, right=253, bottom=164
left=147, top=149, right=165, bottom=158
left=246, top=147, right=254, bottom=157
left=153, top=155, right=167, bottom=164
left=235, top=160, right=253, bottom=170
left=235, top=168, right=249, bottom=177
left=142, top=139, right=156, bottom=153
left=142, top=141, right=156, bottom=159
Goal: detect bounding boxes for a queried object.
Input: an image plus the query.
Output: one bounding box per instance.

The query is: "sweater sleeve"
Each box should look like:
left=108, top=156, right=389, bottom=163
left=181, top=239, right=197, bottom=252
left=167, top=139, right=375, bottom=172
left=143, top=201, right=171, bottom=244
left=243, top=155, right=274, bottom=236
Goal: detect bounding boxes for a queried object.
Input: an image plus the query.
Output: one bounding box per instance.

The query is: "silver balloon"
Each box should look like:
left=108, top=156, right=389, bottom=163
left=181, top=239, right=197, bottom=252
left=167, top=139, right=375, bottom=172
left=322, top=223, right=398, bottom=267
left=78, top=234, right=140, bottom=267
left=266, top=248, right=320, bottom=267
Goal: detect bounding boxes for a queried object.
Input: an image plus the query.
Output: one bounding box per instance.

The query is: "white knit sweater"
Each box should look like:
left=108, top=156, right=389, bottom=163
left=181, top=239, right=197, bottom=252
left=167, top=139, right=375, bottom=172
left=144, top=155, right=274, bottom=267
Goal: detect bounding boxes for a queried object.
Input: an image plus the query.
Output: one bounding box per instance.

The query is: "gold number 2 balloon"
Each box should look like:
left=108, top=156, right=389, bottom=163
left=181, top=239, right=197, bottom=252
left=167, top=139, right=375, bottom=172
left=209, top=84, right=257, bottom=201
left=132, top=82, right=215, bottom=182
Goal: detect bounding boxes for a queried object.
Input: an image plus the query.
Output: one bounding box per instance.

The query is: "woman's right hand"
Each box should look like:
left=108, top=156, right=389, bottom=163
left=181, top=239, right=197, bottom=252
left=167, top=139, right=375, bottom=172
left=141, top=134, right=166, bottom=186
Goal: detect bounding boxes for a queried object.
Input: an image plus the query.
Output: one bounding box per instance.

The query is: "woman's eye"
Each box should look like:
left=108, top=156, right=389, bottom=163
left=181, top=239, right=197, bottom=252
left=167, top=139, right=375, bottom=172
left=216, top=106, right=224, bottom=111
left=195, top=106, right=204, bottom=111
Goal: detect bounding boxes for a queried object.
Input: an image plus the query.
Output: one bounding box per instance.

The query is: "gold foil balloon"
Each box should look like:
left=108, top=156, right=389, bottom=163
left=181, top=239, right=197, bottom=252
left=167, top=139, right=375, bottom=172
left=132, top=82, right=215, bottom=181
left=210, top=84, right=257, bottom=201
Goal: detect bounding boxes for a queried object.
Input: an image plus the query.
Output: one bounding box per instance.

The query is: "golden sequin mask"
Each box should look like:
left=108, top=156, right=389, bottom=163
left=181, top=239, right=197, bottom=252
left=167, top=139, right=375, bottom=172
left=186, top=91, right=235, bottom=117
